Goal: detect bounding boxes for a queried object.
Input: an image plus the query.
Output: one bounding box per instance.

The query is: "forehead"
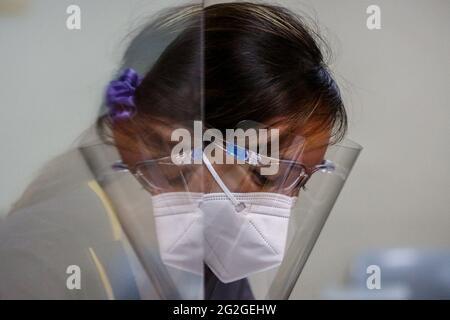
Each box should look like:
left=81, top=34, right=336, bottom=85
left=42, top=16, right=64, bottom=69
left=273, top=119, right=332, bottom=167
left=114, top=117, right=189, bottom=165
left=281, top=133, right=329, bottom=167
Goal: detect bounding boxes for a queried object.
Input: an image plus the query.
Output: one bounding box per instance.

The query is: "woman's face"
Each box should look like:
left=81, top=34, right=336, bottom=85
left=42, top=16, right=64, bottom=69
left=113, top=118, right=203, bottom=194
left=114, top=118, right=331, bottom=196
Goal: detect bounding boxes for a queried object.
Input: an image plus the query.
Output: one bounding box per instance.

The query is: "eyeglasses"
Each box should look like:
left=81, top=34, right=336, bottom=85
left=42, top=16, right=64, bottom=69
left=112, top=146, right=335, bottom=193
left=112, top=150, right=201, bottom=192
left=215, top=142, right=335, bottom=192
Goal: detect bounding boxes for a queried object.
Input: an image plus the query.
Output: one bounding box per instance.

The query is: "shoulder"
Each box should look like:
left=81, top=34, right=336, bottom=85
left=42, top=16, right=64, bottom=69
left=0, top=146, right=128, bottom=299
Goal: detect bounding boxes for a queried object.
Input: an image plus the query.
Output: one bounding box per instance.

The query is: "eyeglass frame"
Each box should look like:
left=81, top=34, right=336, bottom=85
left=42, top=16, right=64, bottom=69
left=112, top=145, right=335, bottom=193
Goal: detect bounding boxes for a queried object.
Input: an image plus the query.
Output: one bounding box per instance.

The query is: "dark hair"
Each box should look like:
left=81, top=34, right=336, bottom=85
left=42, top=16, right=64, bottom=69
left=98, top=2, right=347, bottom=153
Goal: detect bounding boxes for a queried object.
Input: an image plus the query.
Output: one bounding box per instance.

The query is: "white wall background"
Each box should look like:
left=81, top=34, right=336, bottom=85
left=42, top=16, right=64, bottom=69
left=0, top=0, right=449, bottom=298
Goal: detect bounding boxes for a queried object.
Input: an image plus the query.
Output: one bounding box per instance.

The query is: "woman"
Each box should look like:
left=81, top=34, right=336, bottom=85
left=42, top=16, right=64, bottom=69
left=0, top=2, right=356, bottom=300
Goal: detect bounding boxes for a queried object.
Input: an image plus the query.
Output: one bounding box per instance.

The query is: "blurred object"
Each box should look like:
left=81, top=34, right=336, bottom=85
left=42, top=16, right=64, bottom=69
left=323, top=248, right=450, bottom=299
left=0, top=0, right=28, bottom=15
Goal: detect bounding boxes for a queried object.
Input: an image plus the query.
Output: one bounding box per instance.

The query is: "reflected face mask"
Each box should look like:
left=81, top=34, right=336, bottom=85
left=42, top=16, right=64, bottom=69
left=200, top=192, right=296, bottom=283
left=152, top=192, right=204, bottom=275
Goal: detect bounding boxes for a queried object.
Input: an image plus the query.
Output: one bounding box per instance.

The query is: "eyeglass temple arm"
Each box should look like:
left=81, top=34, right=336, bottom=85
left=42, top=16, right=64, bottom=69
left=111, top=161, right=130, bottom=171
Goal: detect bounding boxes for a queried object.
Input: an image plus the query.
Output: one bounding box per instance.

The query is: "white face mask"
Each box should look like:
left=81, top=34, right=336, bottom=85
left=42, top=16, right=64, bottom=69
left=201, top=154, right=297, bottom=283
left=200, top=192, right=296, bottom=283
left=152, top=154, right=297, bottom=283
left=152, top=192, right=204, bottom=275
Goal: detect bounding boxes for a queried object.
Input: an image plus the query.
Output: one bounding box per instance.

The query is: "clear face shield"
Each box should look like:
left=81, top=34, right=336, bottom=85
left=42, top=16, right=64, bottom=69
left=201, top=121, right=362, bottom=299
left=82, top=117, right=361, bottom=300
left=76, top=1, right=363, bottom=300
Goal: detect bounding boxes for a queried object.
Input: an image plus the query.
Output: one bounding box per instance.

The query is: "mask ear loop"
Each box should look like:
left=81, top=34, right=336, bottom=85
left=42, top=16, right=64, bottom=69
left=202, top=153, right=246, bottom=212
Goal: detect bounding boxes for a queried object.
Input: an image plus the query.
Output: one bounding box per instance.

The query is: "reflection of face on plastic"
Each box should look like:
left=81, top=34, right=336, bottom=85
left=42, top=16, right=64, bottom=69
left=112, top=118, right=205, bottom=278
left=113, top=119, right=203, bottom=194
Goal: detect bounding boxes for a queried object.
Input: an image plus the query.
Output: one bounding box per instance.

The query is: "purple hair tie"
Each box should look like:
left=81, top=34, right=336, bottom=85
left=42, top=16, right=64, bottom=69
left=106, top=68, right=143, bottom=120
